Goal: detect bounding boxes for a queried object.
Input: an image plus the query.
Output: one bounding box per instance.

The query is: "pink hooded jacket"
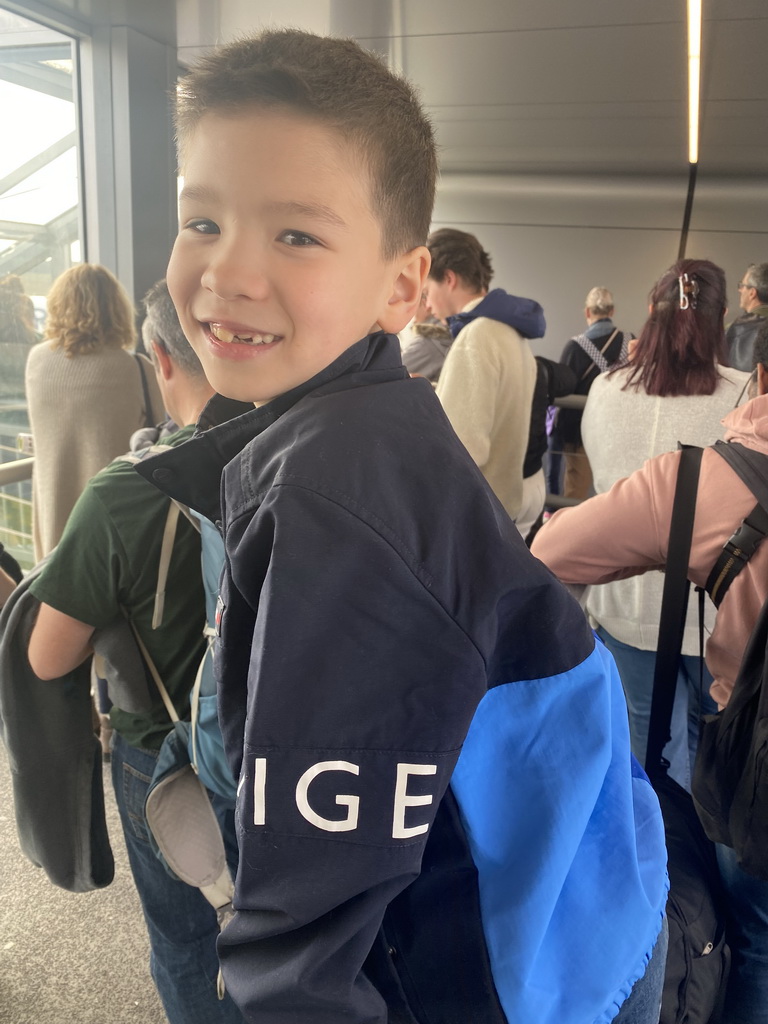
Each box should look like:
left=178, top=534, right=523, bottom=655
left=532, top=394, right=768, bottom=707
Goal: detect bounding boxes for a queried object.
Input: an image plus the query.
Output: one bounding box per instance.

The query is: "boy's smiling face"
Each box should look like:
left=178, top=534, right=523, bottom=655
left=168, top=109, right=426, bottom=404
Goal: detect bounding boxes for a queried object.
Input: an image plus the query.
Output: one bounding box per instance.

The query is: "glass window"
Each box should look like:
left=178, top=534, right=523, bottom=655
left=0, top=8, right=82, bottom=570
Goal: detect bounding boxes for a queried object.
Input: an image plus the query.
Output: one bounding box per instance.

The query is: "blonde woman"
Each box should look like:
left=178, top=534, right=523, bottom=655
left=25, top=264, right=163, bottom=560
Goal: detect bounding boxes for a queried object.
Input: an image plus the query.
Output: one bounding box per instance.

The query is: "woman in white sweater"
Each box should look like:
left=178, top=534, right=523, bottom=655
left=26, top=264, right=163, bottom=560
left=579, top=258, right=749, bottom=790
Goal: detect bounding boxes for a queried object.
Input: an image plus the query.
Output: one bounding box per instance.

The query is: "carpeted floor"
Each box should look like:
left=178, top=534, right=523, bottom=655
left=0, top=741, right=166, bottom=1024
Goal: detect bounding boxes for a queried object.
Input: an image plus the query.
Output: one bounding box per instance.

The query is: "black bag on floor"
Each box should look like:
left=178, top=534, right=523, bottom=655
left=653, top=774, right=728, bottom=1023
left=646, top=445, right=728, bottom=1024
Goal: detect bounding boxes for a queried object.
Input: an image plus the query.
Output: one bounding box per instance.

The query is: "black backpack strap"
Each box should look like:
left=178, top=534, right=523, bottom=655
left=0, top=542, right=23, bottom=585
left=646, top=444, right=703, bottom=777
left=711, top=440, right=768, bottom=509
left=705, top=441, right=768, bottom=607
left=706, top=506, right=768, bottom=607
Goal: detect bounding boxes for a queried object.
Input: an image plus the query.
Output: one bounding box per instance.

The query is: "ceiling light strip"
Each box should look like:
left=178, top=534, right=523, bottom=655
left=688, top=0, right=702, bottom=164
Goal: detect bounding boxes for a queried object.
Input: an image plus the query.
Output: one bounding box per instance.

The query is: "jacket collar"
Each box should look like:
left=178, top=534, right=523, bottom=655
left=135, top=332, right=406, bottom=521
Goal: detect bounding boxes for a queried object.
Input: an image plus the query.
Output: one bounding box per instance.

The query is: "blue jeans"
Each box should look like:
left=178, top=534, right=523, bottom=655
left=716, top=843, right=768, bottom=1024
left=111, top=732, right=243, bottom=1024
left=612, top=918, right=669, bottom=1024
left=596, top=627, right=717, bottom=792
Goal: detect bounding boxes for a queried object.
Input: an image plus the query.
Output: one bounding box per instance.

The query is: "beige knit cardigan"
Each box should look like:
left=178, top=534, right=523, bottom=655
left=25, top=341, right=164, bottom=560
left=436, top=300, right=537, bottom=521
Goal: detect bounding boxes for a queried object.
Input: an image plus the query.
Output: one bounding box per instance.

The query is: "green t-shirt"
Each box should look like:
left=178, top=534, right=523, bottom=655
left=30, top=426, right=206, bottom=749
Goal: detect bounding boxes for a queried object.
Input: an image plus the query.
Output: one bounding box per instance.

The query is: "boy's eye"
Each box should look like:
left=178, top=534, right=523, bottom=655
left=278, top=230, right=318, bottom=247
left=185, top=219, right=220, bottom=235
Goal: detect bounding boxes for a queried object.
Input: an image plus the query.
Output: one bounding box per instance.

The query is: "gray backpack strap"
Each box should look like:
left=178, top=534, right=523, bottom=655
left=189, top=626, right=216, bottom=775
left=117, top=446, right=201, bottom=630
left=152, top=500, right=201, bottom=629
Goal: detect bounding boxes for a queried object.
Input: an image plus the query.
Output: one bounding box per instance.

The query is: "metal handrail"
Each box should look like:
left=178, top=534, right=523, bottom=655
left=0, top=458, right=33, bottom=486
left=0, top=396, right=585, bottom=493
left=554, top=394, right=587, bottom=410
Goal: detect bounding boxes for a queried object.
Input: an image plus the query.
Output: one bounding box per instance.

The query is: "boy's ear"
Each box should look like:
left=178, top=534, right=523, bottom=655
left=377, top=246, right=431, bottom=334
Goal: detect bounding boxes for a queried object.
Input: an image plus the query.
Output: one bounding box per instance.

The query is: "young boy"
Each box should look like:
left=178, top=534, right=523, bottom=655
left=141, top=29, right=668, bottom=1024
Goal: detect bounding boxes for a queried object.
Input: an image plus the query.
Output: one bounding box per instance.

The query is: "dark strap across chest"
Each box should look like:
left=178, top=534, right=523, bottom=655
left=705, top=442, right=768, bottom=607
left=573, top=328, right=625, bottom=381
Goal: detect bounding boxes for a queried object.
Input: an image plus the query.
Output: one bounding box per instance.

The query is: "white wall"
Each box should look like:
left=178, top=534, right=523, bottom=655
left=177, top=0, right=332, bottom=62
left=174, top=0, right=768, bottom=360
left=433, top=174, right=768, bottom=360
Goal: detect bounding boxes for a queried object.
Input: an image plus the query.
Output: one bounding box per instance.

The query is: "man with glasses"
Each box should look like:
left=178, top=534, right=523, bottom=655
left=726, top=262, right=768, bottom=371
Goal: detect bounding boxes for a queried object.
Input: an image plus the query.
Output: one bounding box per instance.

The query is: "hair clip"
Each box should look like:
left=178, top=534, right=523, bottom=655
left=678, top=272, right=699, bottom=310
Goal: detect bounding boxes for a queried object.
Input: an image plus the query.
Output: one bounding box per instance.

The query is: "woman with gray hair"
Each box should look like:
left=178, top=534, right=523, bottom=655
left=551, top=285, right=631, bottom=499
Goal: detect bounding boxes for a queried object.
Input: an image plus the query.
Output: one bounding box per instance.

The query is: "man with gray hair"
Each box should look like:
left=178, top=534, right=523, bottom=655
left=726, top=262, right=768, bottom=371
left=551, top=287, right=631, bottom=500
left=130, top=278, right=214, bottom=445
left=25, top=282, right=243, bottom=1023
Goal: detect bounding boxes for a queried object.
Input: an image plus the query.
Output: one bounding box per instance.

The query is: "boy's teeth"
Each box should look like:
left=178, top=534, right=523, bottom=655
left=210, top=324, right=277, bottom=345
left=211, top=324, right=237, bottom=343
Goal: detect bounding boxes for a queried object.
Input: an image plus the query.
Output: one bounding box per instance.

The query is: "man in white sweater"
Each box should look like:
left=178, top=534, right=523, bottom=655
left=424, top=228, right=544, bottom=522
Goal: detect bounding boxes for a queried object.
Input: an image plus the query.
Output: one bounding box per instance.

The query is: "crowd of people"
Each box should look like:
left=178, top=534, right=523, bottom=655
left=1, top=25, right=768, bottom=1024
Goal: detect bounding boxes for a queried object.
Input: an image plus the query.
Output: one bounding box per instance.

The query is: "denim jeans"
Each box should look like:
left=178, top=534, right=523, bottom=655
left=596, top=627, right=717, bottom=792
left=111, top=732, right=244, bottom=1024
left=612, top=917, right=668, bottom=1024
left=716, top=843, right=768, bottom=1024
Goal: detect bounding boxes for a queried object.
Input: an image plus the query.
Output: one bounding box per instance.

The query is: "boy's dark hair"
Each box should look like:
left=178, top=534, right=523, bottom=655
left=142, top=279, right=205, bottom=378
left=426, top=228, right=494, bottom=293
left=175, top=29, right=437, bottom=260
left=753, top=317, right=768, bottom=370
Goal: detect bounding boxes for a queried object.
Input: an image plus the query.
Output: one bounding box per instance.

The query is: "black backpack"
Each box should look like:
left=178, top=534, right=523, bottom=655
left=691, top=442, right=768, bottom=882
left=693, top=593, right=768, bottom=882
left=648, top=439, right=768, bottom=1021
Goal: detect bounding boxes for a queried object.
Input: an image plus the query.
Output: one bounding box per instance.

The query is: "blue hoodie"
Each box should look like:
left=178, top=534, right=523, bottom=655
left=447, top=287, right=546, bottom=340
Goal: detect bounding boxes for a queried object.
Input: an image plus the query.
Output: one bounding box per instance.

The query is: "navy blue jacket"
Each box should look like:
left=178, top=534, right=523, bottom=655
left=140, top=333, right=667, bottom=1024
